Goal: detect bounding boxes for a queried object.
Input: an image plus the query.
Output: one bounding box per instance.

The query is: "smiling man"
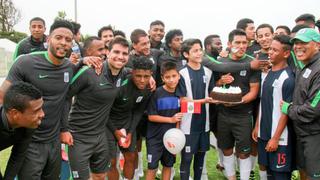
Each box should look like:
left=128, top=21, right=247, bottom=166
left=107, top=57, right=153, bottom=180
left=0, top=82, right=44, bottom=179
left=60, top=37, right=127, bottom=180
left=216, top=29, right=260, bottom=180
left=281, top=28, right=320, bottom=180
left=13, top=17, right=47, bottom=60
left=148, top=20, right=165, bottom=50
left=0, top=19, right=90, bottom=180
left=256, top=24, right=274, bottom=60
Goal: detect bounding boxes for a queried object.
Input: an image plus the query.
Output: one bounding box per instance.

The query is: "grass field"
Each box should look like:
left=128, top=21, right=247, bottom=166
left=140, top=146, right=228, bottom=180
left=1, top=143, right=262, bottom=180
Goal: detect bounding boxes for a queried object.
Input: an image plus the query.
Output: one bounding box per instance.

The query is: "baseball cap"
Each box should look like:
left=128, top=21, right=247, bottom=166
left=291, top=28, right=320, bottom=43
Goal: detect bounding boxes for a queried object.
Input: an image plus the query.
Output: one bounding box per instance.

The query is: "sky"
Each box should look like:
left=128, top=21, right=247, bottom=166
left=11, top=0, right=320, bottom=46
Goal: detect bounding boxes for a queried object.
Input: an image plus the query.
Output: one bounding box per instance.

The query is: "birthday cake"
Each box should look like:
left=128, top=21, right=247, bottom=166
left=210, top=86, right=242, bottom=103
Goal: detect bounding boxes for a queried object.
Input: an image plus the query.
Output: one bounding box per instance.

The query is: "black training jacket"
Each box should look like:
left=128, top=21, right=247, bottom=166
left=287, top=52, right=320, bottom=136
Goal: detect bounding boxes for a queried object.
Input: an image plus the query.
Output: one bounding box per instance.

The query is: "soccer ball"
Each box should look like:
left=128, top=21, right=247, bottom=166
left=163, top=128, right=186, bottom=154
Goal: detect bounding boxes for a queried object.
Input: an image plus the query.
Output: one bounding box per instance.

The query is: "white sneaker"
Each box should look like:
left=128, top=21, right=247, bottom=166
left=137, top=167, right=144, bottom=177
left=134, top=169, right=140, bottom=180
left=119, top=175, right=124, bottom=180
left=157, top=168, right=161, bottom=176
left=170, top=167, right=175, bottom=180
left=189, top=176, right=193, bottom=180
left=201, top=173, right=208, bottom=180
left=137, top=156, right=144, bottom=177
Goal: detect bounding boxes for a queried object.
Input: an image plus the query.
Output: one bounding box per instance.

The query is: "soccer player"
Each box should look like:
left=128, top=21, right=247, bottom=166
left=146, top=61, right=182, bottom=180
left=256, top=24, right=274, bottom=60
left=148, top=20, right=165, bottom=50
left=13, top=17, right=47, bottom=60
left=176, top=38, right=215, bottom=180
left=236, top=18, right=260, bottom=56
left=0, top=19, right=101, bottom=180
left=128, top=29, right=163, bottom=85
left=98, top=25, right=115, bottom=47
left=159, top=29, right=185, bottom=70
left=126, top=29, right=162, bottom=178
left=61, top=36, right=117, bottom=180
left=252, top=35, right=295, bottom=180
left=107, top=57, right=153, bottom=180
left=216, top=29, right=260, bottom=180
left=274, top=26, right=291, bottom=36
left=69, top=21, right=83, bottom=64
left=295, top=13, right=316, bottom=28
left=203, top=34, right=223, bottom=60
left=281, top=28, right=320, bottom=180
left=0, top=82, right=44, bottom=179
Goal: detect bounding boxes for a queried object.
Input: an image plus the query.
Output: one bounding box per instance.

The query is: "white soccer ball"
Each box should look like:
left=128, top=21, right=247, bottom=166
left=163, top=128, right=186, bottom=155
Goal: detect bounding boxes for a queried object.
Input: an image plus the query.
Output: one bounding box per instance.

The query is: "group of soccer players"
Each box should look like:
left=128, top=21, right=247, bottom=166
left=0, top=12, right=319, bottom=180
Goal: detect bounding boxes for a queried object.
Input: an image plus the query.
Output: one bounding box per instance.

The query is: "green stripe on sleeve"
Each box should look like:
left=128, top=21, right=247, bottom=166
left=311, top=90, right=320, bottom=108
left=71, top=66, right=90, bottom=84
left=12, top=38, right=27, bottom=61
left=281, top=101, right=290, bottom=115
left=205, top=54, right=221, bottom=64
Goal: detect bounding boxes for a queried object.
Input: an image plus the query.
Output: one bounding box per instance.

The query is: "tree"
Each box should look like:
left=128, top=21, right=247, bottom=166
left=0, top=0, right=21, bottom=32
left=0, top=30, right=27, bottom=43
left=55, top=11, right=67, bottom=21
left=55, top=11, right=73, bottom=22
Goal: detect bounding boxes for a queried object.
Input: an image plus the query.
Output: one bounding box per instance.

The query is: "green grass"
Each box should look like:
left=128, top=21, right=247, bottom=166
left=0, top=146, right=11, bottom=175
left=139, top=145, right=228, bottom=180
left=0, top=144, right=261, bottom=179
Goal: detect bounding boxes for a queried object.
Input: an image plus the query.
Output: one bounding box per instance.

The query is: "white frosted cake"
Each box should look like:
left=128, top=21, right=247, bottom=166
left=210, top=86, right=242, bottom=102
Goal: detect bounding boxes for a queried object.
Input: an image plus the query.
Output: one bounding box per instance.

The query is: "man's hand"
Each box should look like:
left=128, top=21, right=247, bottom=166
left=60, top=131, right=74, bottom=146
left=171, top=113, right=183, bottom=123
left=148, top=77, right=156, bottom=91
left=252, top=126, right=258, bottom=142
left=114, top=129, right=126, bottom=142
left=204, top=97, right=217, bottom=104
left=217, top=73, right=234, bottom=85
left=70, top=52, right=80, bottom=64
left=250, top=54, right=271, bottom=71
left=83, top=56, right=103, bottom=74
left=219, top=50, right=229, bottom=58
left=265, top=138, right=279, bottom=152
left=122, top=133, right=132, bottom=148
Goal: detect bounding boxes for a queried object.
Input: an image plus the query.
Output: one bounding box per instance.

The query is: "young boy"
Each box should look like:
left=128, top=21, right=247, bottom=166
left=146, top=61, right=183, bottom=180
left=176, top=39, right=215, bottom=180
left=252, top=35, right=295, bottom=180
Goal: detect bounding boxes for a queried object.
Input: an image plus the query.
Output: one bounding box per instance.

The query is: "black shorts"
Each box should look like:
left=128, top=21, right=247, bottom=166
left=68, top=133, right=110, bottom=179
left=209, top=104, right=218, bottom=133
left=258, top=138, right=294, bottom=172
left=217, top=111, right=253, bottom=154
left=106, top=128, right=119, bottom=160
left=136, top=113, right=148, bottom=138
left=146, top=133, right=176, bottom=169
left=18, top=139, right=61, bottom=180
left=183, top=131, right=210, bottom=155
left=296, top=134, right=320, bottom=179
